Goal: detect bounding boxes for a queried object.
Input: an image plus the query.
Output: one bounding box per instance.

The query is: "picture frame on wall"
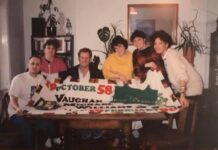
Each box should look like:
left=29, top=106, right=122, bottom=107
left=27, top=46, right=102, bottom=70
left=55, top=37, right=66, bottom=53
left=135, top=19, right=155, bottom=38
left=128, top=4, right=178, bottom=44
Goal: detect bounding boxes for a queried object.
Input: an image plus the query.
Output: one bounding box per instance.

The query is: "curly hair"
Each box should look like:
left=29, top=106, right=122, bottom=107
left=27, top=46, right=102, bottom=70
left=43, top=38, right=60, bottom=50
left=130, top=30, right=147, bottom=42
left=150, top=30, right=173, bottom=48
left=111, top=36, right=128, bottom=50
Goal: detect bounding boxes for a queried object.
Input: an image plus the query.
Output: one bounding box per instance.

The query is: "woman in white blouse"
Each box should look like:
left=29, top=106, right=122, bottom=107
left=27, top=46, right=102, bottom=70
left=150, top=30, right=203, bottom=107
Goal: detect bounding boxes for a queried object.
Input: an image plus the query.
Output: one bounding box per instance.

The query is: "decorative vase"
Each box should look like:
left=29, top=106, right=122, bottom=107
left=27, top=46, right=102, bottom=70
left=183, top=46, right=195, bottom=65
left=47, top=26, right=56, bottom=37
left=32, top=18, right=46, bottom=37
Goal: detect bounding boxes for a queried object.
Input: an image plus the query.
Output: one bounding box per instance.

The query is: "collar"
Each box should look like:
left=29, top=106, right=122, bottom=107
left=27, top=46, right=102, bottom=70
left=162, top=48, right=170, bottom=60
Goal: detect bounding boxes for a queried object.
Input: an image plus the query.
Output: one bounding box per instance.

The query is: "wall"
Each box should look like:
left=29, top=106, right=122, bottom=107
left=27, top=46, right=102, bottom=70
left=23, top=0, right=210, bottom=87
left=0, top=0, right=25, bottom=90
left=0, top=0, right=11, bottom=90
left=8, top=0, right=25, bottom=79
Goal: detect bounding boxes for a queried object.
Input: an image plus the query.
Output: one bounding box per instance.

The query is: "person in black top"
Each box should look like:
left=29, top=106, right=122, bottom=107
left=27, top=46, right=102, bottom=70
left=59, top=48, right=104, bottom=140
left=59, top=47, right=103, bottom=82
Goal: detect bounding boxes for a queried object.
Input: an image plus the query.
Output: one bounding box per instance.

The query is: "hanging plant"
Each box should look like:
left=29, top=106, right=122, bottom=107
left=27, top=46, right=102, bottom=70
left=176, top=10, right=207, bottom=64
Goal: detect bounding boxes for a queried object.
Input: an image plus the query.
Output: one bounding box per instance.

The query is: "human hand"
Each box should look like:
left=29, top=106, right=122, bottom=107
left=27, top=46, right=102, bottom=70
left=27, top=100, right=35, bottom=106
left=133, top=76, right=140, bottom=81
left=118, top=74, right=128, bottom=84
left=179, top=96, right=189, bottom=108
left=16, top=108, right=23, bottom=116
left=144, top=62, right=157, bottom=70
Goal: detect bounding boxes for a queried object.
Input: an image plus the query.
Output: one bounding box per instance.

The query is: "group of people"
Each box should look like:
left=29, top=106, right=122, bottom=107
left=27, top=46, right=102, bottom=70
left=7, top=29, right=203, bottom=148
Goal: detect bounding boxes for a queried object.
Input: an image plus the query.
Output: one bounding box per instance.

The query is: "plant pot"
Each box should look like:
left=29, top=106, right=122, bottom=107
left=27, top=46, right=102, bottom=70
left=32, top=18, right=46, bottom=37
left=183, top=46, right=195, bottom=65
left=47, top=26, right=56, bottom=37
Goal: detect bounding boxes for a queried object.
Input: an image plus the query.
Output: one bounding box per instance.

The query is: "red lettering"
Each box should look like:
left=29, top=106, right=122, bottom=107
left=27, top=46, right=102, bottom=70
left=97, top=85, right=105, bottom=94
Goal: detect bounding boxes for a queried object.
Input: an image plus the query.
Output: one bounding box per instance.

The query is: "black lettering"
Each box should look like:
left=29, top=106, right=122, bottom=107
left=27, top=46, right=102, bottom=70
left=89, top=99, right=95, bottom=103
left=84, top=86, right=89, bottom=91
left=55, top=94, right=65, bottom=102
left=75, top=98, right=81, bottom=103
left=67, top=84, right=72, bottom=90
left=96, top=100, right=103, bottom=103
left=72, top=85, right=78, bottom=90
left=82, top=98, right=88, bottom=103
left=90, top=86, right=96, bottom=92
left=79, top=85, right=85, bottom=91
left=62, top=96, right=68, bottom=102
left=68, top=97, right=75, bottom=102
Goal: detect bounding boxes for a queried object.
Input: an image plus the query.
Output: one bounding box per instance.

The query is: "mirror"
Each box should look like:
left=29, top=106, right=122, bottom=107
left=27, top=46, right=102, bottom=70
left=128, top=4, right=178, bottom=44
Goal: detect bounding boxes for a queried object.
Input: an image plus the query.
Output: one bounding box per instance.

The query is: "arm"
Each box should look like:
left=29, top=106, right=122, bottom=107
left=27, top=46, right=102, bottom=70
left=102, top=57, right=128, bottom=83
left=179, top=80, right=189, bottom=107
left=102, top=56, right=116, bottom=80
left=59, top=59, right=67, bottom=72
left=167, top=50, right=189, bottom=107
left=9, top=95, right=23, bottom=115
left=144, top=52, right=164, bottom=72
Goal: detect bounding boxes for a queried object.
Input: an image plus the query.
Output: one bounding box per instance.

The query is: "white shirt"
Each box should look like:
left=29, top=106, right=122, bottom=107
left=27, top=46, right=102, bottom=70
left=8, top=72, right=45, bottom=117
left=162, top=48, right=203, bottom=96
left=79, top=69, right=90, bottom=83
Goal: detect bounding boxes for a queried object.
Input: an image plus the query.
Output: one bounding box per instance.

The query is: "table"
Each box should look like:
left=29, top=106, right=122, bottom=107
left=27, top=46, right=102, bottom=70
left=24, top=112, right=167, bottom=149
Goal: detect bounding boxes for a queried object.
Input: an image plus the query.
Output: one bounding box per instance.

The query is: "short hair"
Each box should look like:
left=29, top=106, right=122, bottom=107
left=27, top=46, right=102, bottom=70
left=78, top=47, right=92, bottom=58
left=111, top=36, right=128, bottom=50
left=150, top=30, right=173, bottom=48
left=43, top=38, right=60, bottom=50
left=130, top=30, right=147, bottom=42
left=29, top=55, right=41, bottom=61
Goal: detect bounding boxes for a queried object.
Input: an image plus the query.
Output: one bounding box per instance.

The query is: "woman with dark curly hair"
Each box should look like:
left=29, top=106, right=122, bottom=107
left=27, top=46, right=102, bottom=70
left=130, top=30, right=169, bottom=83
left=102, top=36, right=133, bottom=83
left=150, top=30, right=203, bottom=107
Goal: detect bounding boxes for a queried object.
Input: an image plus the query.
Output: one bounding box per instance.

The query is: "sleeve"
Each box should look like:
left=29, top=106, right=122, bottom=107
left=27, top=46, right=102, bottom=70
left=167, top=50, right=189, bottom=82
left=102, top=56, right=113, bottom=79
left=59, top=59, right=67, bottom=71
left=9, top=76, right=21, bottom=98
left=58, top=70, right=69, bottom=81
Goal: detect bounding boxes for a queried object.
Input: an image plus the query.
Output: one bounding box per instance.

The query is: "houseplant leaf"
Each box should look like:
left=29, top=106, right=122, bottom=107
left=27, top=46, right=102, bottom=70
left=97, top=27, right=110, bottom=43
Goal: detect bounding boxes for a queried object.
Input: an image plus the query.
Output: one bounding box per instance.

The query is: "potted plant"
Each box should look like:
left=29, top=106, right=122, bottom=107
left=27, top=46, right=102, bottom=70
left=38, top=0, right=59, bottom=36
left=176, top=11, right=207, bottom=65
left=97, top=23, right=124, bottom=57
left=93, top=23, right=124, bottom=69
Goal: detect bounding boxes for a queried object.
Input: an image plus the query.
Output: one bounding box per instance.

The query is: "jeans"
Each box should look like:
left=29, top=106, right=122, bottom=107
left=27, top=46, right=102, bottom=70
left=10, top=115, right=56, bottom=148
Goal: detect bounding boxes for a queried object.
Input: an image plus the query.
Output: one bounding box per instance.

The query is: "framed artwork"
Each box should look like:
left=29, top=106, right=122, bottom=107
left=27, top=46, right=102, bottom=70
left=135, top=19, right=155, bottom=37
left=55, top=37, right=66, bottom=53
left=128, top=4, right=178, bottom=44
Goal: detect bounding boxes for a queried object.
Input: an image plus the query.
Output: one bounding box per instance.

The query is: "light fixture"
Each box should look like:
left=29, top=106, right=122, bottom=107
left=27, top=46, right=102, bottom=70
left=129, top=7, right=138, bottom=15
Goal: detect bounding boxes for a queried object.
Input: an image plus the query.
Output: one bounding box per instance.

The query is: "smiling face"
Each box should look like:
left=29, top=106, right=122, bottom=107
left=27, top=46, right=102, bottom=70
left=132, top=37, right=147, bottom=50
left=79, top=52, right=91, bottom=68
left=114, top=44, right=126, bottom=57
left=154, top=37, right=169, bottom=56
left=28, top=57, right=41, bottom=76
